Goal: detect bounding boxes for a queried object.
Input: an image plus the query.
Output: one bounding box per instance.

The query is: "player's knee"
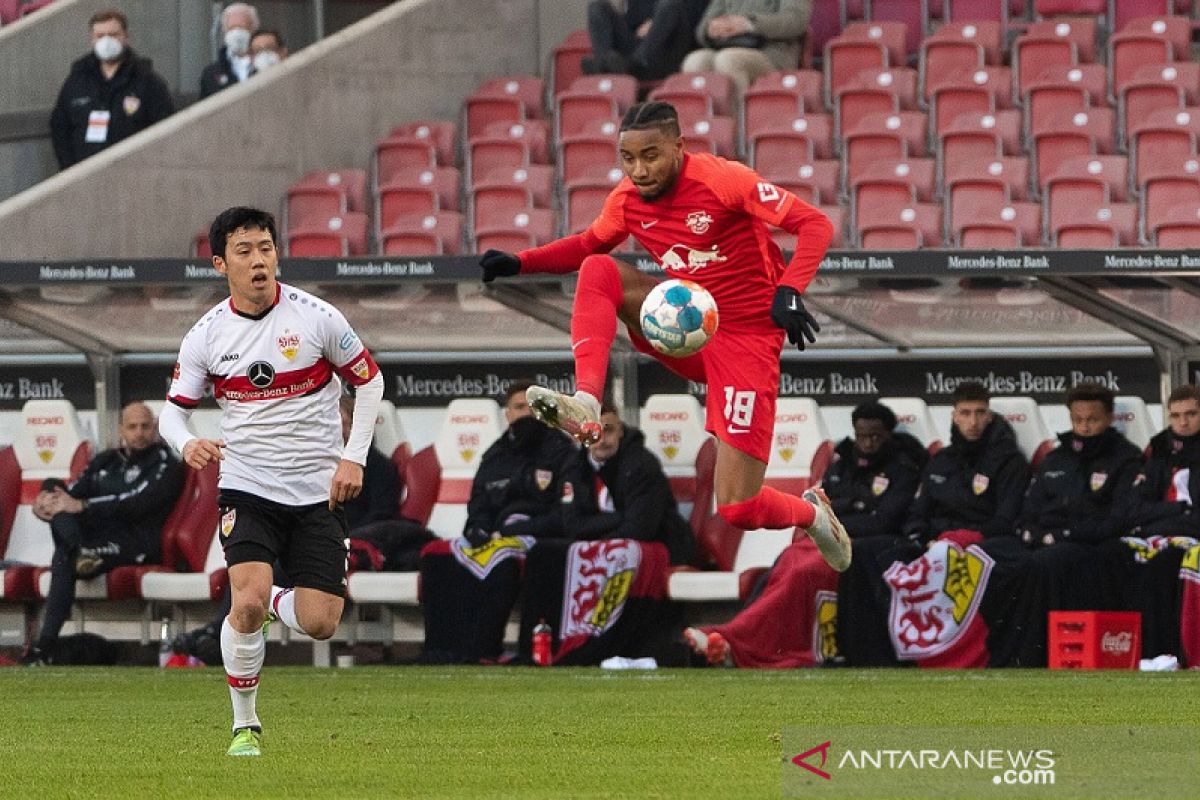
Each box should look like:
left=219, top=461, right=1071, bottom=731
left=305, top=617, right=338, bottom=641
left=229, top=602, right=266, bottom=633
left=580, top=253, right=619, bottom=278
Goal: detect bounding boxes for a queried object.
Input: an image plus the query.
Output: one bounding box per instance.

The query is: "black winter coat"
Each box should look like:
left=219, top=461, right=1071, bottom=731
left=49, top=49, right=174, bottom=169
left=904, top=416, right=1029, bottom=542
left=822, top=432, right=925, bottom=539
left=344, top=446, right=400, bottom=530
left=1019, top=427, right=1143, bottom=544
left=1128, top=429, right=1200, bottom=537
left=66, top=442, right=185, bottom=561
left=559, top=427, right=695, bottom=565
left=199, top=48, right=249, bottom=99
left=464, top=418, right=576, bottom=539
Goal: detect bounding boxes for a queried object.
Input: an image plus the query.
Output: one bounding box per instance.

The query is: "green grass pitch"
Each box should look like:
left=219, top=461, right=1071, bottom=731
left=0, top=667, right=1195, bottom=799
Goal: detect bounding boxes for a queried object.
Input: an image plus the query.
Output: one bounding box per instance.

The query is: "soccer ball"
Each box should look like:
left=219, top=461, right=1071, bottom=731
left=639, top=279, right=718, bottom=358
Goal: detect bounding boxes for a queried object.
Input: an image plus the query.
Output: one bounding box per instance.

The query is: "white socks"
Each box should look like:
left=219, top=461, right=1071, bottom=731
left=269, top=585, right=302, bottom=634
left=221, top=617, right=264, bottom=732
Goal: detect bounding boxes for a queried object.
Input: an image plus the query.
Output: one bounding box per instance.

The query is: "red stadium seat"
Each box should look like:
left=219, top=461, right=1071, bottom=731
left=766, top=159, right=842, bottom=204
left=479, top=119, right=551, bottom=164
left=471, top=185, right=535, bottom=231
left=924, top=20, right=1003, bottom=64
left=1032, top=129, right=1097, bottom=191
left=1051, top=203, right=1138, bottom=246
left=381, top=212, right=464, bottom=255
left=951, top=200, right=1042, bottom=246
left=1114, top=14, right=1190, bottom=61
left=929, top=83, right=996, bottom=140
left=835, top=85, right=901, bottom=141
left=565, top=174, right=622, bottom=234
left=1043, top=176, right=1110, bottom=239
left=1140, top=162, right=1200, bottom=240
left=375, top=138, right=437, bottom=184
left=943, top=155, right=1030, bottom=200
left=550, top=29, right=592, bottom=99
left=473, top=209, right=556, bottom=250
left=1109, top=33, right=1175, bottom=103
left=1013, top=36, right=1078, bottom=100
left=1130, top=116, right=1198, bottom=189
left=1024, top=17, right=1098, bottom=62
left=287, top=213, right=369, bottom=257
left=920, top=39, right=985, bottom=104
left=192, top=230, right=212, bottom=259
left=682, top=117, right=737, bottom=158
left=824, top=38, right=890, bottom=106
left=840, top=21, right=908, bottom=65
left=470, top=76, right=544, bottom=119
left=473, top=164, right=555, bottom=207
left=1050, top=154, right=1129, bottom=202
left=749, top=114, right=835, bottom=164
left=859, top=224, right=924, bottom=249
left=856, top=201, right=943, bottom=246
left=657, top=71, right=735, bottom=116
left=560, top=134, right=620, bottom=183
left=377, top=184, right=439, bottom=230
left=747, top=70, right=823, bottom=110
left=467, top=137, right=530, bottom=183
left=379, top=166, right=461, bottom=212
left=1152, top=204, right=1200, bottom=247
left=387, top=121, right=457, bottom=167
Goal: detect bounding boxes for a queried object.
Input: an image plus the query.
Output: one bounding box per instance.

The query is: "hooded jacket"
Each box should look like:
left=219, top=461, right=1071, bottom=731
left=903, top=416, right=1030, bottom=543
left=1128, top=428, right=1200, bottom=537
left=49, top=49, right=174, bottom=169
left=464, top=417, right=576, bottom=539
left=821, top=431, right=926, bottom=539
left=559, top=426, right=696, bottom=565
left=199, top=47, right=250, bottom=99
left=1019, top=427, right=1143, bottom=544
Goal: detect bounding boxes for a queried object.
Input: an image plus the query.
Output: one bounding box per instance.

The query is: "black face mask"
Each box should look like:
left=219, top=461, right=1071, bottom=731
left=507, top=416, right=545, bottom=451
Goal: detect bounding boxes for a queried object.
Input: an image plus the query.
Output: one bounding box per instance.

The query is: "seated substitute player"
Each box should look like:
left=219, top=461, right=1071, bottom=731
left=477, top=101, right=850, bottom=572
left=158, top=207, right=383, bottom=757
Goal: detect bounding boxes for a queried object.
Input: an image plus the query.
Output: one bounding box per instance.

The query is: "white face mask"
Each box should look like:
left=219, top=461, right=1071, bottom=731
left=224, top=27, right=251, bottom=56
left=93, top=35, right=123, bottom=62
left=252, top=51, right=281, bottom=72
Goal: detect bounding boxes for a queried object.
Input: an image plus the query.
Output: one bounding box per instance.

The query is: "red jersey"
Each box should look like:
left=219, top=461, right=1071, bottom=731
left=520, top=152, right=832, bottom=334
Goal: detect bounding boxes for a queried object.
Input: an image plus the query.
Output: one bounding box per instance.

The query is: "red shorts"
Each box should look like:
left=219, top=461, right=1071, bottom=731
left=631, top=325, right=783, bottom=463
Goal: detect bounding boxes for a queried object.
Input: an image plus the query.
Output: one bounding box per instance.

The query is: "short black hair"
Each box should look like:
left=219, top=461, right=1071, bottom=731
left=1168, top=384, right=1200, bottom=406
left=89, top=9, right=128, bottom=32
left=951, top=380, right=990, bottom=406
left=620, top=101, right=681, bottom=138
left=251, top=28, right=285, bottom=49
left=209, top=206, right=278, bottom=259
left=851, top=400, right=897, bottom=431
left=504, top=379, right=536, bottom=406
left=1066, top=381, right=1114, bottom=413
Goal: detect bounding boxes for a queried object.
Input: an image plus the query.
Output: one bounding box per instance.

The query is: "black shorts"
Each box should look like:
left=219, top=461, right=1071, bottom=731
left=218, top=489, right=348, bottom=597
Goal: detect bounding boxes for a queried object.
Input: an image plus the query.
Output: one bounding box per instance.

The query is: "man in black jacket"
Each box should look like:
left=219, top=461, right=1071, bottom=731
left=838, top=382, right=1031, bottom=667
left=199, top=3, right=259, bottom=99
left=49, top=9, right=174, bottom=170
left=1123, top=384, right=1200, bottom=657
left=904, top=381, right=1030, bottom=545
left=823, top=400, right=927, bottom=541
left=1021, top=381, right=1143, bottom=611
left=557, top=402, right=694, bottom=565
left=420, top=381, right=576, bottom=663
left=582, top=0, right=707, bottom=80
left=22, top=402, right=185, bottom=665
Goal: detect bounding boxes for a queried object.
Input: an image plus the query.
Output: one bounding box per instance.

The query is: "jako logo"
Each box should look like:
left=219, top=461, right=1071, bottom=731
left=792, top=741, right=833, bottom=780
left=1102, top=631, right=1133, bottom=654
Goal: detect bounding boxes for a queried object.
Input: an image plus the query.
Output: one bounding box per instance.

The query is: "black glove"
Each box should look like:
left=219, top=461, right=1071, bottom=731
left=463, top=527, right=491, bottom=547
left=479, top=249, right=521, bottom=283
left=770, top=286, right=820, bottom=349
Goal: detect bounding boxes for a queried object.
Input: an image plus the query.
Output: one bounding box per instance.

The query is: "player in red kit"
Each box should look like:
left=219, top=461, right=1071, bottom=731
left=478, top=101, right=850, bottom=571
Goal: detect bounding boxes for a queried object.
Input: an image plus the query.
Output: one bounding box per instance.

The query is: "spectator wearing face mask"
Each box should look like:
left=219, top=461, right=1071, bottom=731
left=200, top=2, right=259, bottom=98
left=49, top=8, right=175, bottom=170
left=249, top=28, right=287, bottom=74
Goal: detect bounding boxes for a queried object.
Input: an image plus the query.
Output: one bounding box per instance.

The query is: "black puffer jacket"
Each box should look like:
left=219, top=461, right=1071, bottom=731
left=1128, top=429, right=1200, bottom=537
left=559, top=426, right=695, bottom=565
left=66, top=442, right=185, bottom=561
left=464, top=417, right=576, bottom=539
left=1019, top=427, right=1143, bottom=544
left=821, top=432, right=926, bottom=539
left=903, top=416, right=1029, bottom=542
left=49, top=49, right=174, bottom=169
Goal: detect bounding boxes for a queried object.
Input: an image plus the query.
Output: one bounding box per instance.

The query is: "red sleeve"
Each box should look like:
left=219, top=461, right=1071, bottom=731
left=702, top=157, right=833, bottom=293
left=517, top=185, right=630, bottom=273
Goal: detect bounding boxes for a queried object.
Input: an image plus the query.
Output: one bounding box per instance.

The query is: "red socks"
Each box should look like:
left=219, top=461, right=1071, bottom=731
left=718, top=486, right=816, bottom=530
left=571, top=255, right=623, bottom=399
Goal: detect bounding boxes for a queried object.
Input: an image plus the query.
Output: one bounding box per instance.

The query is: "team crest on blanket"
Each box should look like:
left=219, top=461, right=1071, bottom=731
left=450, top=536, right=536, bottom=580
left=884, top=541, right=994, bottom=659
left=561, top=539, right=642, bottom=638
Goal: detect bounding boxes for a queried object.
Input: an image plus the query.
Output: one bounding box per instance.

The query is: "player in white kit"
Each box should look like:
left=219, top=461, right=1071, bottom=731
left=159, top=207, right=384, bottom=757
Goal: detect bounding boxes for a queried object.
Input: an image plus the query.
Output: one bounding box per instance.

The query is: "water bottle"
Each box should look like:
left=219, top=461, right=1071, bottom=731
left=532, top=618, right=552, bottom=666
left=158, top=618, right=172, bottom=667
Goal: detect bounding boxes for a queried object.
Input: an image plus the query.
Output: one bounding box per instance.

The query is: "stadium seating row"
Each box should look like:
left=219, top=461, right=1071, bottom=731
left=188, top=8, right=1200, bottom=257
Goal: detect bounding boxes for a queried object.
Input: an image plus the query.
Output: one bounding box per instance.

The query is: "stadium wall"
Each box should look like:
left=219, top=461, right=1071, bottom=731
left=0, top=0, right=588, bottom=258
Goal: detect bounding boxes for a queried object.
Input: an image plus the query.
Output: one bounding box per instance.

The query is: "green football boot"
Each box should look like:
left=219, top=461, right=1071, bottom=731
left=226, top=727, right=262, bottom=757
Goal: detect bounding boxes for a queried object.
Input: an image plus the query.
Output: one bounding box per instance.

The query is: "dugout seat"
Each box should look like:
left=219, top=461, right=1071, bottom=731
left=988, top=396, right=1056, bottom=466
left=425, top=399, right=504, bottom=539
left=881, top=396, right=943, bottom=452
left=1112, top=396, right=1156, bottom=450
left=639, top=394, right=709, bottom=519
left=766, top=398, right=835, bottom=496
left=0, top=401, right=92, bottom=600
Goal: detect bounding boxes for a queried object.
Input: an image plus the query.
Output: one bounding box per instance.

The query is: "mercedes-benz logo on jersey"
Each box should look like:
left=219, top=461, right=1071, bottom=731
left=247, top=361, right=275, bottom=388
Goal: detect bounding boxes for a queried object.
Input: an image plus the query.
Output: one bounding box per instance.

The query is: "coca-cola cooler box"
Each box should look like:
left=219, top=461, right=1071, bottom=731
left=1047, top=611, right=1141, bottom=670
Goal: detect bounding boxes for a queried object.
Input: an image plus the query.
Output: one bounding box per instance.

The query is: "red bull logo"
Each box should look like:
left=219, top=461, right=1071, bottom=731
left=659, top=243, right=727, bottom=273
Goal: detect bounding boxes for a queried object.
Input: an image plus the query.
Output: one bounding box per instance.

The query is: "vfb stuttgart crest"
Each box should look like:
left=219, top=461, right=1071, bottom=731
left=1090, top=472, right=1108, bottom=492
left=220, top=508, right=237, bottom=538
left=972, top=473, right=990, bottom=495
left=36, top=434, right=57, bottom=464
left=686, top=210, right=713, bottom=234
left=277, top=330, right=301, bottom=361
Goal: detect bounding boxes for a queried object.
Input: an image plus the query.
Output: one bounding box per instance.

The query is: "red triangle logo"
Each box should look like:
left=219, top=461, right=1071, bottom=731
left=792, top=740, right=832, bottom=780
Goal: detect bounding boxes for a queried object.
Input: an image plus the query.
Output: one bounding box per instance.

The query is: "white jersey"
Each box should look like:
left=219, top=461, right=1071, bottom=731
left=167, top=282, right=381, bottom=505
